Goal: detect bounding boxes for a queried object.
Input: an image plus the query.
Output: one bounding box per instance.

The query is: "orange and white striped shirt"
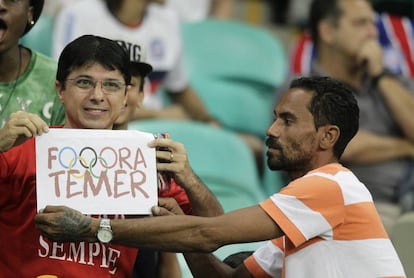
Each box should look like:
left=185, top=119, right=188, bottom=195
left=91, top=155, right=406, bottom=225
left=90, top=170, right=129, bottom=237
left=244, top=163, right=406, bottom=278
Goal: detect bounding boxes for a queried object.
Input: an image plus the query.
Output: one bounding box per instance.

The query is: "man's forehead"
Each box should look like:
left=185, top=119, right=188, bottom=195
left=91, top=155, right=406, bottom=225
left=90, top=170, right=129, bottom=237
left=339, top=0, right=374, bottom=19
left=277, top=88, right=312, bottom=112
left=70, top=63, right=122, bottom=76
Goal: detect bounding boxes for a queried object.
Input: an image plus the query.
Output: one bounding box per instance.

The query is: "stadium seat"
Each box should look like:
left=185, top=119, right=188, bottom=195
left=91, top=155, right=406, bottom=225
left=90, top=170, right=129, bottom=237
left=391, top=212, right=414, bottom=278
left=180, top=19, right=287, bottom=138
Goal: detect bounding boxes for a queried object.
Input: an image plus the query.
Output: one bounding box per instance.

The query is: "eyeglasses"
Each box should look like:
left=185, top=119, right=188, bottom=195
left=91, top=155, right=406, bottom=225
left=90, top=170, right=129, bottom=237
left=66, top=77, right=126, bottom=94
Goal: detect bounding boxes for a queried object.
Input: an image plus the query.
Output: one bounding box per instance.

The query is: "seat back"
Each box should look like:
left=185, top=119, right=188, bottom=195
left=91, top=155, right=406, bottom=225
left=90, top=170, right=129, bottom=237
left=182, top=19, right=287, bottom=87
left=20, top=14, right=54, bottom=57
left=181, top=19, right=287, bottom=138
left=391, top=212, right=414, bottom=277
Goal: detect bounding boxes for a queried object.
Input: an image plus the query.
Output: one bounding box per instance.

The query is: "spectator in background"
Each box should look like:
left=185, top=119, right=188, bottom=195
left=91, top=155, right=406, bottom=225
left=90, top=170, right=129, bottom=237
left=50, top=0, right=265, bottom=176
left=277, top=0, right=414, bottom=233
left=0, top=0, right=59, bottom=127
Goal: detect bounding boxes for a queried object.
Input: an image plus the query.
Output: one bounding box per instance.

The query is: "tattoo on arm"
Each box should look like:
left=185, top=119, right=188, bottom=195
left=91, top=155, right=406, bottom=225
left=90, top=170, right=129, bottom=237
left=55, top=209, right=92, bottom=242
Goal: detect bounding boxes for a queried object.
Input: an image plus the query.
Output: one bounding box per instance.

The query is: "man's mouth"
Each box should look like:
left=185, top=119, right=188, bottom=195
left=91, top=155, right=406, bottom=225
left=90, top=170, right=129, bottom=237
left=84, top=107, right=108, bottom=113
left=265, top=138, right=281, bottom=150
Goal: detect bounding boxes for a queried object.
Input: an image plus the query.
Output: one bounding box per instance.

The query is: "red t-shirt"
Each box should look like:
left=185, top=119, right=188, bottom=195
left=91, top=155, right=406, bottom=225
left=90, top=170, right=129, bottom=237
left=0, top=132, right=190, bottom=277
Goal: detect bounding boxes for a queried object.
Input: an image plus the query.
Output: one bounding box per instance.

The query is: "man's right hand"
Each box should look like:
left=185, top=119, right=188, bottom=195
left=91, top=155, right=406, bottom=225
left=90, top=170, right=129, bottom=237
left=152, top=197, right=185, bottom=216
left=0, top=111, right=49, bottom=152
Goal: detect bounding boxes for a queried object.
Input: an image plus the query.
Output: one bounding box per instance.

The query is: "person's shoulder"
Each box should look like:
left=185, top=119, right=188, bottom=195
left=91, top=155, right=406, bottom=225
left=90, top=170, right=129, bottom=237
left=30, top=51, right=57, bottom=71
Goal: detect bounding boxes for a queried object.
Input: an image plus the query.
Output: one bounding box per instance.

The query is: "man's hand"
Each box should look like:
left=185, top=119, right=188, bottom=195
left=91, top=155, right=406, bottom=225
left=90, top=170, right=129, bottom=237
left=356, top=39, right=384, bottom=77
left=0, top=111, right=49, bottom=152
left=148, top=138, right=196, bottom=189
left=34, top=205, right=97, bottom=243
left=152, top=197, right=185, bottom=216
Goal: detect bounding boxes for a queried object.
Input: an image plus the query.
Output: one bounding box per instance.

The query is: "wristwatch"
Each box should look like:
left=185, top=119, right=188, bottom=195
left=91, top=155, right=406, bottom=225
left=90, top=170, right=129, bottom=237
left=97, top=218, right=113, bottom=244
left=372, top=69, right=394, bottom=87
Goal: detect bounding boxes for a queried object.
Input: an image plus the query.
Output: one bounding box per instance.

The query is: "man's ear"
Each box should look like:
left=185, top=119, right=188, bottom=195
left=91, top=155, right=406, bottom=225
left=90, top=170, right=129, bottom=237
left=319, top=125, right=340, bottom=150
left=55, top=80, right=65, bottom=104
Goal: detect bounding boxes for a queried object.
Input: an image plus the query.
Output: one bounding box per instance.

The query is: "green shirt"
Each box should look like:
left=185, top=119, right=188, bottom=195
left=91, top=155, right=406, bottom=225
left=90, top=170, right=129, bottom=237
left=0, top=50, right=61, bottom=127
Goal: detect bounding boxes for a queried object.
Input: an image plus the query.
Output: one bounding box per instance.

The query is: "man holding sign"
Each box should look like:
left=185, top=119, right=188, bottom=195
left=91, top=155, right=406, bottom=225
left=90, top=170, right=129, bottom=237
left=0, top=35, right=217, bottom=277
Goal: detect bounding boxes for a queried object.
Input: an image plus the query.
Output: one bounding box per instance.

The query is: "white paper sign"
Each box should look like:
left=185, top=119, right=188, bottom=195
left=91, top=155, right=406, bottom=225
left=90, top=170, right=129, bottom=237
left=36, top=128, right=158, bottom=215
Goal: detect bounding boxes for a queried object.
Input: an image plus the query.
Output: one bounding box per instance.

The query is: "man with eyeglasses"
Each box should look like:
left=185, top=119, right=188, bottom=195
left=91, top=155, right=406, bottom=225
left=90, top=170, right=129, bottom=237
left=0, top=34, right=214, bottom=277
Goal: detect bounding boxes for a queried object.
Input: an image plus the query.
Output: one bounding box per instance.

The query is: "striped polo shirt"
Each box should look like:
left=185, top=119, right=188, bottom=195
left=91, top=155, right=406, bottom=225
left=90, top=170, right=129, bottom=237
left=245, top=163, right=406, bottom=278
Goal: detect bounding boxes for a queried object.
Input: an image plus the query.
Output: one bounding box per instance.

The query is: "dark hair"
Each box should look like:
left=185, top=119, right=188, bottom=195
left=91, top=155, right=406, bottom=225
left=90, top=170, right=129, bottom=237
left=56, top=35, right=131, bottom=88
left=129, top=67, right=146, bottom=92
left=289, top=76, right=359, bottom=159
left=309, top=0, right=342, bottom=47
left=21, top=0, right=44, bottom=36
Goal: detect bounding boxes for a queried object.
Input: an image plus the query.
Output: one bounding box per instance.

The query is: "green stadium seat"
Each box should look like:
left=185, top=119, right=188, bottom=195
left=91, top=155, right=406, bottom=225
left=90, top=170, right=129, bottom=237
left=181, top=19, right=287, bottom=139
left=391, top=212, right=414, bottom=278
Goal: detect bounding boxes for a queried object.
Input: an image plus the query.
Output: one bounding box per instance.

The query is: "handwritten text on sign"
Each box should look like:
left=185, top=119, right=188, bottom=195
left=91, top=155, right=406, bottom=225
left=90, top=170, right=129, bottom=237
left=36, top=129, right=158, bottom=215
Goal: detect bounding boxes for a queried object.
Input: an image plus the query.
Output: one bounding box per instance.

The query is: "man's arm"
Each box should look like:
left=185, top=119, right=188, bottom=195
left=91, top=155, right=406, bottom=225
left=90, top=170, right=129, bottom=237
left=376, top=75, right=414, bottom=142
left=342, top=130, right=414, bottom=163
left=132, top=104, right=191, bottom=121
left=168, top=86, right=220, bottom=126
left=358, top=39, right=414, bottom=142
left=35, top=205, right=282, bottom=252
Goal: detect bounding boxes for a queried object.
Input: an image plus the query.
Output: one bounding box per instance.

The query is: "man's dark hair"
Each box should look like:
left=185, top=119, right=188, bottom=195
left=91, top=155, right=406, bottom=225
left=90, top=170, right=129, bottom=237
left=309, top=0, right=343, bottom=47
left=56, top=35, right=131, bottom=88
left=290, top=76, right=359, bottom=159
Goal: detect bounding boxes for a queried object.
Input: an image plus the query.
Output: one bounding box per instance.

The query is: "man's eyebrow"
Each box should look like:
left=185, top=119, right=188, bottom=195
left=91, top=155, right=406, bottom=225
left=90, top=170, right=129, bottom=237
left=71, top=74, right=92, bottom=78
left=276, top=111, right=296, bottom=119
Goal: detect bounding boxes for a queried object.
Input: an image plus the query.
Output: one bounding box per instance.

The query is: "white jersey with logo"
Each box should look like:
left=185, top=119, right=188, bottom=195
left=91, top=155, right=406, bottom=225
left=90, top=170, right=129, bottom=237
left=53, top=0, right=188, bottom=109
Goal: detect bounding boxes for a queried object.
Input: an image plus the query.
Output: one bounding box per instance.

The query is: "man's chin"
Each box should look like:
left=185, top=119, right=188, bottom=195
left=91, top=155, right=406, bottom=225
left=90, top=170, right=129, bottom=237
left=266, top=158, right=284, bottom=171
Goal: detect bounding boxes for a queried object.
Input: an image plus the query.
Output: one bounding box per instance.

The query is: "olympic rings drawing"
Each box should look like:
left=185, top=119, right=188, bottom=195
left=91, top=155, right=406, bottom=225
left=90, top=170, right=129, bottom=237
left=57, top=146, right=118, bottom=179
left=79, top=147, right=97, bottom=168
